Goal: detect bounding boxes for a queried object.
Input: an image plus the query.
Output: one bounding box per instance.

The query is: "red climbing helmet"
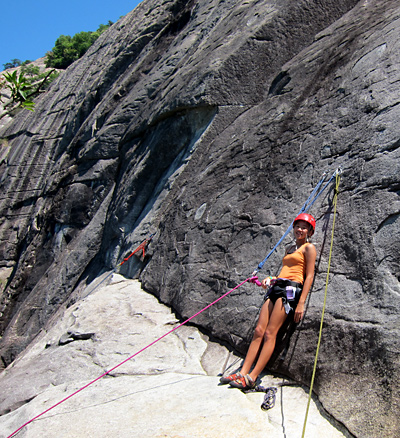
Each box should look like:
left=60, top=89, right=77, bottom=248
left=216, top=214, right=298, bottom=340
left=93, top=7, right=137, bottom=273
left=293, top=213, right=316, bottom=236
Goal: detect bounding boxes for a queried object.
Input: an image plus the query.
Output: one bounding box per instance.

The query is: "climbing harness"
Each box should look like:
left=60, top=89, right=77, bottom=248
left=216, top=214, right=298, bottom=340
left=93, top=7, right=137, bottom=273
left=252, top=168, right=342, bottom=276
left=301, top=170, right=341, bottom=438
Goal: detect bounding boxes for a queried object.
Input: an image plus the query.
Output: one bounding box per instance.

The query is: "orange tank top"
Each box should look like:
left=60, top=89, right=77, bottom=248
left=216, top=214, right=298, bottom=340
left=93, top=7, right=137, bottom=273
left=278, top=243, right=309, bottom=284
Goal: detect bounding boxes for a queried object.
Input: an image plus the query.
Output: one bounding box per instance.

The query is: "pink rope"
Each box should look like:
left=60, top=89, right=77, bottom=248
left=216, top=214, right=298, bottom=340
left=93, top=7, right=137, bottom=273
left=7, top=277, right=251, bottom=438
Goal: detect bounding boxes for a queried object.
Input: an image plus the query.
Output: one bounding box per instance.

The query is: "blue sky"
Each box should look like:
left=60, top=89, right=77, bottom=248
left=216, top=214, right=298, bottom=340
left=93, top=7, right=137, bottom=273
left=0, top=0, right=142, bottom=69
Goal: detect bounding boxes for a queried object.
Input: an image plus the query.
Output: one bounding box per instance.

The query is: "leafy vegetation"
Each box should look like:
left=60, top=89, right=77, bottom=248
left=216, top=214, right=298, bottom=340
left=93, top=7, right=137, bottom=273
left=0, top=67, right=59, bottom=119
left=1, top=20, right=112, bottom=118
left=2, top=59, right=33, bottom=71
left=2, top=70, right=35, bottom=111
left=46, top=21, right=113, bottom=69
left=3, top=59, right=22, bottom=70
left=20, top=63, right=59, bottom=87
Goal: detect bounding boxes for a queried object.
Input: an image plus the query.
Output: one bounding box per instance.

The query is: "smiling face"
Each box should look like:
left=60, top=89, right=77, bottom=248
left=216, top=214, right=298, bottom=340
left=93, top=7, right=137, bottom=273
left=293, top=220, right=312, bottom=240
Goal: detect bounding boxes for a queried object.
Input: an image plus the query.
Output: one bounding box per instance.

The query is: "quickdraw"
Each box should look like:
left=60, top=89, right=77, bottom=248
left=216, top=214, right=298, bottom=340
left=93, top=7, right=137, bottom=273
left=120, top=233, right=155, bottom=265
left=82, top=233, right=155, bottom=297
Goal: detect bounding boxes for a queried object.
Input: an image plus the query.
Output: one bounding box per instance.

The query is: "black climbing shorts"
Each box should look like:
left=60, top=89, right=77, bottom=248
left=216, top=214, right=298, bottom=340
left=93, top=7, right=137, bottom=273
left=264, top=278, right=303, bottom=314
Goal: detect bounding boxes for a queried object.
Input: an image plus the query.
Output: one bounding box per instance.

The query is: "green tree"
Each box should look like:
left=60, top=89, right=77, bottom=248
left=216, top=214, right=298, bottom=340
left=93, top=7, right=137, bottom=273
left=21, top=64, right=41, bottom=80
left=3, top=59, right=23, bottom=70
left=46, top=22, right=113, bottom=69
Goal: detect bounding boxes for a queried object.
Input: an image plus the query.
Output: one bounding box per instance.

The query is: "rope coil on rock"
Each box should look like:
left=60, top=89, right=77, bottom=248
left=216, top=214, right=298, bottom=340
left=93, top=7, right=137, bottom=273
left=243, top=385, right=278, bottom=410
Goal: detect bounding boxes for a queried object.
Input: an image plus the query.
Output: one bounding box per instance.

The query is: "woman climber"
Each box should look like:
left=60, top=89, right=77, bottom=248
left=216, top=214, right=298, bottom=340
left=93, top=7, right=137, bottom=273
left=220, top=213, right=317, bottom=390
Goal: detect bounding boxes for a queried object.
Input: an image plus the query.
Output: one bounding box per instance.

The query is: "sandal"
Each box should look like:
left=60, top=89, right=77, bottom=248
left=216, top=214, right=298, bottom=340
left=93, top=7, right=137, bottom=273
left=229, top=374, right=256, bottom=390
left=219, top=372, right=242, bottom=385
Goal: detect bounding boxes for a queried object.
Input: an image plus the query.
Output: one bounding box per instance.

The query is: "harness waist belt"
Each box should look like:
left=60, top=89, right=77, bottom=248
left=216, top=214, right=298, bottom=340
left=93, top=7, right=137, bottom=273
left=275, top=278, right=303, bottom=288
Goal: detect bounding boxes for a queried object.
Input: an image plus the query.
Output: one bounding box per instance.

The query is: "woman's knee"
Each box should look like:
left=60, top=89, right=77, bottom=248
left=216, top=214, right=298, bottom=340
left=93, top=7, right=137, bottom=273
left=253, top=324, right=266, bottom=339
left=263, top=327, right=278, bottom=342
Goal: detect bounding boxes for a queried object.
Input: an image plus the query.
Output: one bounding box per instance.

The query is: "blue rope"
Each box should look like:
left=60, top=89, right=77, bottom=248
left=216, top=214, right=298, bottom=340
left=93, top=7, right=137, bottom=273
left=298, top=172, right=327, bottom=213
left=253, top=168, right=341, bottom=274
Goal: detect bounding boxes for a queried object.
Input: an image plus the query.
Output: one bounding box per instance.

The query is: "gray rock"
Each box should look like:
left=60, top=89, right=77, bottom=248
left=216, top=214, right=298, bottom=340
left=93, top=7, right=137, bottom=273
left=58, top=330, right=95, bottom=345
left=0, top=0, right=400, bottom=436
left=0, top=276, right=348, bottom=438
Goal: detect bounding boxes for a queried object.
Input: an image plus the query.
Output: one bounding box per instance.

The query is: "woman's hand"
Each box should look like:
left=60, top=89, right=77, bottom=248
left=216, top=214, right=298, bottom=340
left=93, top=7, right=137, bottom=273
left=294, top=302, right=305, bottom=323
left=261, top=277, right=269, bottom=289
left=261, top=276, right=276, bottom=289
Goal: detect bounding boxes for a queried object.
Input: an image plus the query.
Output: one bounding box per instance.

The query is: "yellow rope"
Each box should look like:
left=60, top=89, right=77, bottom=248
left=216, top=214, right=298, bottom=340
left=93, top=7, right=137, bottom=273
left=301, top=171, right=341, bottom=438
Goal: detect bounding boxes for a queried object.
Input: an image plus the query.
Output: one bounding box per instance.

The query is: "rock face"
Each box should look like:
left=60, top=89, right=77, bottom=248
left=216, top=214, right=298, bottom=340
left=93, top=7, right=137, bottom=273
left=0, top=276, right=351, bottom=438
left=0, top=0, right=400, bottom=437
left=0, top=276, right=348, bottom=437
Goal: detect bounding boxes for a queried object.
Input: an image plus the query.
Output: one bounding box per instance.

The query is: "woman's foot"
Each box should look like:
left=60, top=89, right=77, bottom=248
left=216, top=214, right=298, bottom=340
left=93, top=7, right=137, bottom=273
left=229, top=374, right=256, bottom=390
left=219, top=372, right=242, bottom=385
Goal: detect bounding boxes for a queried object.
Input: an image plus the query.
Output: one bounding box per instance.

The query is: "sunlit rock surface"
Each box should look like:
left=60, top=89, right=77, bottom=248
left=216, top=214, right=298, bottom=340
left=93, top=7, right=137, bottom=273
left=0, top=276, right=348, bottom=438
left=1, top=0, right=400, bottom=436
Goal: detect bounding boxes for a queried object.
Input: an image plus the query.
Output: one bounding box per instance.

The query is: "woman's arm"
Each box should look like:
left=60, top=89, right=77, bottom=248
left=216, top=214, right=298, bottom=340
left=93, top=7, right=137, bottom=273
left=294, top=243, right=317, bottom=323
left=261, top=244, right=294, bottom=288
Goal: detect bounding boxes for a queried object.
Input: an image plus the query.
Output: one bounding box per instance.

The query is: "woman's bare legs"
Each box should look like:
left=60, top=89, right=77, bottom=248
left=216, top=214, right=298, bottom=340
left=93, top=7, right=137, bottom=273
left=240, top=298, right=288, bottom=381
left=239, top=299, right=274, bottom=376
